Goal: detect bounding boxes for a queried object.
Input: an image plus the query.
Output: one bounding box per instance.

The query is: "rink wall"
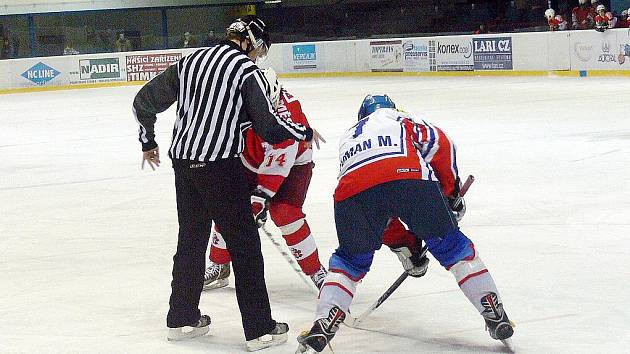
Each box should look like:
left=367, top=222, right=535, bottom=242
left=1, top=28, right=630, bottom=93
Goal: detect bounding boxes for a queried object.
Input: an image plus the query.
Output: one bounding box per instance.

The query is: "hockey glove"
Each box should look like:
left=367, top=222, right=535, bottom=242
left=448, top=195, right=466, bottom=222
left=392, top=245, right=429, bottom=278
left=448, top=177, right=467, bottom=222
left=251, top=188, right=271, bottom=227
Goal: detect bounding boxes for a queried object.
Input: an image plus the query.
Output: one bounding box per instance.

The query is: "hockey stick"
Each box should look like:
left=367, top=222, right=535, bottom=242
left=348, top=271, right=409, bottom=327
left=458, top=174, right=475, bottom=198
left=260, top=223, right=320, bottom=295
left=346, top=175, right=475, bottom=328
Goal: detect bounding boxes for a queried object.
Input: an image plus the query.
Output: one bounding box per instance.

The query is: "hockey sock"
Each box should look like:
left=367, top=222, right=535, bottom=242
left=316, top=270, right=357, bottom=320
left=209, top=223, right=231, bottom=264
left=279, top=218, right=321, bottom=275
left=448, top=251, right=502, bottom=314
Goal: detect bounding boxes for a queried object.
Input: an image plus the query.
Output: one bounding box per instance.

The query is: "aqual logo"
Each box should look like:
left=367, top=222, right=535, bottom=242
left=598, top=40, right=616, bottom=63
left=21, top=62, right=60, bottom=85
left=574, top=42, right=593, bottom=62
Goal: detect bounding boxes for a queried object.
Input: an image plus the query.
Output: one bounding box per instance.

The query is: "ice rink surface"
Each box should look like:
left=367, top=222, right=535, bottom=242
left=1, top=76, right=629, bottom=353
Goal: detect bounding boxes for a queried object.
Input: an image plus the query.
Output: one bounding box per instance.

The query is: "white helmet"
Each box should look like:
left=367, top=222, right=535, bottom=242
left=579, top=0, right=588, bottom=5
left=261, top=67, right=281, bottom=108
left=596, top=4, right=605, bottom=12
left=591, top=0, right=598, bottom=4
left=627, top=8, right=630, bottom=17
left=545, top=8, right=555, bottom=19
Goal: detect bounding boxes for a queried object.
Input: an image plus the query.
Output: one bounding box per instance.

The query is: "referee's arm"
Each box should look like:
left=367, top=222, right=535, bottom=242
left=133, top=64, right=180, bottom=151
left=242, top=72, right=313, bottom=144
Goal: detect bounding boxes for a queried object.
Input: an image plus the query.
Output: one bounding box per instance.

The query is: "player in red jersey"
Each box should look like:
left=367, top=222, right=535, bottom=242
left=573, top=0, right=594, bottom=29
left=594, top=4, right=617, bottom=31
left=545, top=8, right=568, bottom=31
left=296, top=95, right=514, bottom=353
left=203, top=68, right=327, bottom=291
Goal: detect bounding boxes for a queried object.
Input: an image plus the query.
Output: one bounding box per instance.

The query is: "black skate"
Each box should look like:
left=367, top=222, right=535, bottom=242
left=203, top=262, right=230, bottom=290
left=296, top=306, right=346, bottom=353
left=481, top=293, right=515, bottom=350
left=309, top=265, right=328, bottom=289
left=167, top=314, right=211, bottom=341
left=245, top=322, right=289, bottom=352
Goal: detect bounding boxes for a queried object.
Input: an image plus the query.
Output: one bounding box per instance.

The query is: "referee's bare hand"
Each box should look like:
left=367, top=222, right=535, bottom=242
left=142, top=147, right=161, bottom=170
left=309, top=129, right=326, bottom=150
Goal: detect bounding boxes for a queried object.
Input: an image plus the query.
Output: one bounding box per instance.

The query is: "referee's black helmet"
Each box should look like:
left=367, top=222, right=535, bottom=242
left=226, top=15, right=270, bottom=61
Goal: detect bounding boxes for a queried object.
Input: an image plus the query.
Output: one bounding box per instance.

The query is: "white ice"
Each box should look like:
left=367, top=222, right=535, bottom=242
left=1, top=76, right=629, bottom=353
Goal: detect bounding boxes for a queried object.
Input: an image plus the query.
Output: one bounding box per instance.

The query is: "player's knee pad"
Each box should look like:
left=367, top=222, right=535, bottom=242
left=269, top=203, right=305, bottom=227
left=328, top=248, right=374, bottom=281
left=448, top=251, right=488, bottom=286
left=425, top=228, right=474, bottom=268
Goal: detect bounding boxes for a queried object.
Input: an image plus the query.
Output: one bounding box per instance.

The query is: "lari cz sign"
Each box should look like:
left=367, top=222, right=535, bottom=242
left=473, top=37, right=513, bottom=70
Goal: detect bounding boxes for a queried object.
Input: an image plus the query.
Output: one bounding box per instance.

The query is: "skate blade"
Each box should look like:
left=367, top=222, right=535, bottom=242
left=246, top=332, right=288, bottom=352
left=167, top=325, right=210, bottom=341
left=203, top=278, right=229, bottom=291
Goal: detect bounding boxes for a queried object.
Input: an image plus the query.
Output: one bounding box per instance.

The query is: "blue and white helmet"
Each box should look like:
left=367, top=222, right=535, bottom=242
left=358, top=94, right=396, bottom=120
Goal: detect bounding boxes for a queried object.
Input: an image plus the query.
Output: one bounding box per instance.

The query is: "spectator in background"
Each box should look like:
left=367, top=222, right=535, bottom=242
left=202, top=30, right=219, bottom=47
left=115, top=33, right=132, bottom=52
left=616, top=9, right=628, bottom=28
left=589, top=0, right=600, bottom=19
left=63, top=43, right=80, bottom=55
left=180, top=32, right=198, bottom=48
left=594, top=4, right=616, bottom=31
left=572, top=0, right=594, bottom=29
left=0, top=36, right=11, bottom=59
left=474, top=23, right=488, bottom=34
left=545, top=8, right=568, bottom=31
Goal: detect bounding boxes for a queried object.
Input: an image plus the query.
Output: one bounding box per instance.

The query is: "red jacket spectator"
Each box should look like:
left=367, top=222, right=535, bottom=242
left=573, top=0, right=594, bottom=29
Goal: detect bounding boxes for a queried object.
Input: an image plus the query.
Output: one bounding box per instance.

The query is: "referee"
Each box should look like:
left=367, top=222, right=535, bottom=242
left=133, top=15, right=320, bottom=350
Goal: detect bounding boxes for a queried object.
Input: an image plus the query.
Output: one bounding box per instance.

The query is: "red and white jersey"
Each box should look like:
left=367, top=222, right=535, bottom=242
left=548, top=15, right=568, bottom=30
left=241, top=89, right=312, bottom=197
left=572, top=7, right=593, bottom=28
left=595, top=13, right=616, bottom=28
left=334, top=108, right=458, bottom=202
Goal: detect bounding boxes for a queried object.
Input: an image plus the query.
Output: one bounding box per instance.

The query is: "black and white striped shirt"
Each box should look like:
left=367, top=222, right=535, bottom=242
left=133, top=40, right=312, bottom=161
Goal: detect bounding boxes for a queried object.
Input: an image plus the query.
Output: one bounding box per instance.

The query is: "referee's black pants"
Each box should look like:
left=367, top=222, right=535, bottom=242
left=167, top=158, right=276, bottom=341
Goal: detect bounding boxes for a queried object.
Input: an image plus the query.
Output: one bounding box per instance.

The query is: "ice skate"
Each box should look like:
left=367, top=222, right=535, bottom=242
left=203, top=262, right=230, bottom=290
left=245, top=322, right=289, bottom=352
left=167, top=315, right=211, bottom=341
left=309, top=265, right=328, bottom=289
left=480, top=293, right=514, bottom=350
left=296, top=306, right=345, bottom=353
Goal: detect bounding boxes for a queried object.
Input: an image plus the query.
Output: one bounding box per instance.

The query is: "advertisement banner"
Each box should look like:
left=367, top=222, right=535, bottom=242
left=402, top=39, right=430, bottom=72
left=20, top=62, right=61, bottom=86
left=126, top=53, right=182, bottom=81
left=292, top=44, right=317, bottom=69
left=570, top=31, right=619, bottom=70
left=616, top=30, right=630, bottom=68
left=68, top=57, right=123, bottom=84
left=473, top=37, right=513, bottom=70
left=430, top=38, right=473, bottom=71
left=369, top=40, right=403, bottom=72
